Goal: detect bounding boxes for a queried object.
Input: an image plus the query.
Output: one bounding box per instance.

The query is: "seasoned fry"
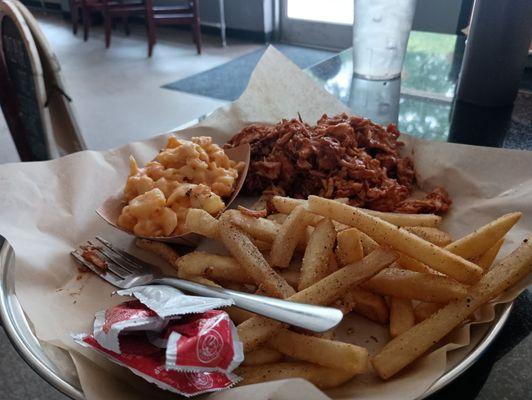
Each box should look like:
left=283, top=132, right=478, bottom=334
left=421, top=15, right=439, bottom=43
left=176, top=251, right=253, bottom=283
left=413, top=302, right=443, bottom=323
left=363, top=267, right=467, bottom=303
left=327, top=253, right=339, bottom=275
left=389, top=297, right=415, bottom=337
left=237, top=249, right=397, bottom=351
left=270, top=205, right=311, bottom=268
left=267, top=213, right=287, bottom=224
left=226, top=307, right=255, bottom=324
left=299, top=218, right=336, bottom=290
left=307, top=196, right=482, bottom=284
left=241, top=348, right=283, bottom=366
left=445, top=212, right=521, bottom=259
left=272, top=196, right=439, bottom=227
left=218, top=214, right=295, bottom=298
left=184, top=208, right=220, bottom=239
left=339, top=289, right=389, bottom=324
left=358, top=208, right=442, bottom=227
left=186, top=276, right=221, bottom=287
left=135, top=239, right=179, bottom=266
left=396, top=253, right=436, bottom=274
left=268, top=329, right=368, bottom=373
left=227, top=210, right=280, bottom=242
left=358, top=230, right=379, bottom=255
left=476, top=238, right=504, bottom=271
left=402, top=227, right=453, bottom=246
left=278, top=269, right=301, bottom=289
left=236, top=362, right=357, bottom=389
left=372, top=235, right=532, bottom=379
left=336, top=228, right=364, bottom=266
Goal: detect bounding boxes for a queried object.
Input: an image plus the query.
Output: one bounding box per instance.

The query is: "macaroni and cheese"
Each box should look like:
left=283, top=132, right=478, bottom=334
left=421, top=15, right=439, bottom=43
left=117, top=136, right=244, bottom=237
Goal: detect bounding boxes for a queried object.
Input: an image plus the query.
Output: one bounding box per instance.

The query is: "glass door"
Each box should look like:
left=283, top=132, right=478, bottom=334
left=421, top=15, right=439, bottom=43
left=280, top=0, right=354, bottom=50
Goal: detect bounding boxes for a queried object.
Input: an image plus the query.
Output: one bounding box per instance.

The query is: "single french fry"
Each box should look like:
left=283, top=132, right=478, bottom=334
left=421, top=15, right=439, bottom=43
left=327, top=253, right=339, bottom=275
left=184, top=208, right=220, bottom=239
left=268, top=329, right=368, bottom=373
left=396, top=253, right=436, bottom=274
left=314, top=330, right=335, bottom=340
left=218, top=214, right=295, bottom=298
left=336, top=228, right=364, bottom=266
left=413, top=302, right=443, bottom=323
left=363, top=267, right=467, bottom=303
left=299, top=218, right=336, bottom=290
left=186, top=276, right=221, bottom=287
left=267, top=213, right=288, bottom=224
left=358, top=230, right=379, bottom=255
left=237, top=362, right=357, bottom=389
left=226, top=307, right=255, bottom=324
left=226, top=210, right=280, bottom=242
left=241, top=347, right=283, bottom=366
left=270, top=205, right=311, bottom=268
left=389, top=297, right=415, bottom=338
left=360, top=209, right=442, bottom=227
left=135, top=239, right=179, bottom=266
left=278, top=269, right=300, bottom=289
left=237, top=249, right=397, bottom=351
left=373, top=235, right=532, bottom=379
left=476, top=238, right=505, bottom=271
left=339, top=289, right=389, bottom=324
left=176, top=251, right=253, bottom=283
left=402, top=227, right=453, bottom=246
left=253, top=239, right=272, bottom=252
left=445, top=212, right=522, bottom=259
left=307, top=196, right=482, bottom=284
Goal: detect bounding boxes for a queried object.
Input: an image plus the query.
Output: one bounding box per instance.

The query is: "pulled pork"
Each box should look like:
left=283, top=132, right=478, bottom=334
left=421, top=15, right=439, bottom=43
left=225, top=113, right=451, bottom=214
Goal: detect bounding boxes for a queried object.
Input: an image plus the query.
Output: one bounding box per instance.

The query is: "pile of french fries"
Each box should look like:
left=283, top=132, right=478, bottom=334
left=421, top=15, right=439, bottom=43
left=136, top=195, right=532, bottom=388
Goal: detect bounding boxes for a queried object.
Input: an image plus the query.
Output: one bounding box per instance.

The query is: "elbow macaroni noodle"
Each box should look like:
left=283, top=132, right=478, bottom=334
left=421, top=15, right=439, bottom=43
left=118, top=136, right=244, bottom=236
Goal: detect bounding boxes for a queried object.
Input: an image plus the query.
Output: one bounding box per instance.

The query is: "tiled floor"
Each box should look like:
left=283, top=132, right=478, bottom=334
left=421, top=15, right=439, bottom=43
left=0, top=10, right=261, bottom=399
left=0, top=11, right=262, bottom=163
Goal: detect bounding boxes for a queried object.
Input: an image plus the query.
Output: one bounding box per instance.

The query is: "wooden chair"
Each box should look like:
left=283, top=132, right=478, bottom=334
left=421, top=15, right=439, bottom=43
left=145, top=0, right=202, bottom=57
left=81, top=0, right=145, bottom=46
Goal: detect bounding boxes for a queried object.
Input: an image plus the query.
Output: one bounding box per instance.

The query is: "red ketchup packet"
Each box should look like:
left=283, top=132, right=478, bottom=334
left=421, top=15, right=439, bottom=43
left=73, top=285, right=243, bottom=396
left=73, top=334, right=239, bottom=397
left=164, top=310, right=243, bottom=373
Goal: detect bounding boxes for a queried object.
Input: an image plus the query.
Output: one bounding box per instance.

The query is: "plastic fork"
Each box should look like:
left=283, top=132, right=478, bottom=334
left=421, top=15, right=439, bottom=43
left=71, top=237, right=343, bottom=333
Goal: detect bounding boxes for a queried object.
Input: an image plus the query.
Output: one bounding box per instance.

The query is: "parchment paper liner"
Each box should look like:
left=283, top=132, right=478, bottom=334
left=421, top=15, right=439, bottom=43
left=0, top=46, right=530, bottom=400
left=96, top=144, right=250, bottom=246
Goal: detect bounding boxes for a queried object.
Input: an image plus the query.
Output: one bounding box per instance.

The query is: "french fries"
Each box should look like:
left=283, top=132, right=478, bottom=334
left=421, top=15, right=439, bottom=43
left=237, top=249, right=397, bottom=351
left=184, top=208, right=220, bottom=239
left=389, top=297, right=415, bottom=337
left=336, top=228, right=364, bottom=265
left=218, top=214, right=295, bottom=298
left=363, top=268, right=467, bottom=303
left=236, top=362, right=357, bottom=389
left=270, top=206, right=311, bottom=268
left=403, top=227, right=453, bottom=246
left=268, top=328, right=368, bottom=373
left=307, top=196, right=482, bottom=284
left=476, top=238, right=504, bottom=271
left=338, top=289, right=389, bottom=324
left=445, top=212, right=521, bottom=259
left=372, top=235, right=532, bottom=379
left=135, top=238, right=180, bottom=266
left=226, top=210, right=280, bottom=242
left=241, top=348, right=283, bottom=366
left=298, top=218, right=336, bottom=290
left=176, top=251, right=253, bottom=283
left=413, top=302, right=443, bottom=323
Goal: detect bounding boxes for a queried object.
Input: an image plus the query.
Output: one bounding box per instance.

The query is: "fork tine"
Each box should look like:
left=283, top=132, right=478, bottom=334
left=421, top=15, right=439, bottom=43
left=87, top=241, right=135, bottom=277
left=70, top=250, right=123, bottom=287
left=95, top=236, right=150, bottom=271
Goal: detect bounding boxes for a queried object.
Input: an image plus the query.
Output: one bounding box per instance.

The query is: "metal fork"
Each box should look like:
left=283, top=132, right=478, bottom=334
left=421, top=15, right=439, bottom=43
left=71, top=237, right=343, bottom=332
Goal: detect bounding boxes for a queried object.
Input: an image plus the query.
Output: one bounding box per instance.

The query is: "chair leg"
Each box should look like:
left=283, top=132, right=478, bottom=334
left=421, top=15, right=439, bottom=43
left=82, top=9, right=90, bottom=41
left=71, top=4, right=78, bottom=35
left=193, top=19, right=202, bottom=54
left=146, top=20, right=156, bottom=57
left=104, top=13, right=112, bottom=48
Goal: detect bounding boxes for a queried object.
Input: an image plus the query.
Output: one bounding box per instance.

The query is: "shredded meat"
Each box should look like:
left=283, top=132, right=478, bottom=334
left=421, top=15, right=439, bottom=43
left=225, top=113, right=451, bottom=213
left=81, top=245, right=108, bottom=270
left=238, top=205, right=268, bottom=218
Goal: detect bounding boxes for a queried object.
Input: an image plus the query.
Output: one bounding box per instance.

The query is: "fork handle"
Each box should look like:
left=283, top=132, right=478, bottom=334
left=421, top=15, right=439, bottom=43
left=152, top=277, right=343, bottom=332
